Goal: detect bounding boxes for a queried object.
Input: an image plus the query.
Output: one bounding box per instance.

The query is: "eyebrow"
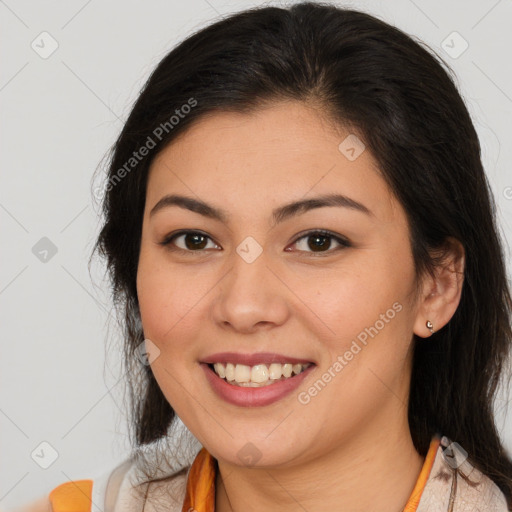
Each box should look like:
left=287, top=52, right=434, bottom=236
left=149, top=193, right=373, bottom=226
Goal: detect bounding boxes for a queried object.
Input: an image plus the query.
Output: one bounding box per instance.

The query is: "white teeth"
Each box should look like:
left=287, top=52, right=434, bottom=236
left=282, top=363, right=292, bottom=378
left=225, top=363, right=235, bottom=381
left=213, top=363, right=225, bottom=379
left=210, top=362, right=312, bottom=386
left=234, top=364, right=251, bottom=383
left=292, top=364, right=302, bottom=375
left=268, top=363, right=282, bottom=380
left=251, top=364, right=269, bottom=383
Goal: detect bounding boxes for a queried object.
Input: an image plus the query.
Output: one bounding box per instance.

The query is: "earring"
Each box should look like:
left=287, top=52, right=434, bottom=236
left=426, top=320, right=435, bottom=334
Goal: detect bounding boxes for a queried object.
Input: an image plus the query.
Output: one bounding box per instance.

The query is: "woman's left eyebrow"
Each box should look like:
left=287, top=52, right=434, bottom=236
left=149, top=193, right=374, bottom=225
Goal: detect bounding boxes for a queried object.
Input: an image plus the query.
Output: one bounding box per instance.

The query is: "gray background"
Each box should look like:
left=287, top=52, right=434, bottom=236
left=1, top=0, right=511, bottom=509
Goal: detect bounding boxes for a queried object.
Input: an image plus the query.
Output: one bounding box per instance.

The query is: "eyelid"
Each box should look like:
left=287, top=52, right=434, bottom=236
left=287, top=229, right=351, bottom=255
left=159, top=230, right=221, bottom=251
left=159, top=229, right=351, bottom=254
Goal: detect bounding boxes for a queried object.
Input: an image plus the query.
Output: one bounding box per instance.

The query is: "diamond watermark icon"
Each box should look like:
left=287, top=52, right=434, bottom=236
left=135, top=339, right=161, bottom=366
left=237, top=442, right=262, bottom=466
left=32, top=237, right=58, bottom=263
left=441, top=439, right=469, bottom=469
left=441, top=31, right=469, bottom=59
left=31, top=32, right=59, bottom=59
left=236, top=236, right=263, bottom=263
left=338, top=134, right=366, bottom=161
left=31, top=441, right=59, bottom=469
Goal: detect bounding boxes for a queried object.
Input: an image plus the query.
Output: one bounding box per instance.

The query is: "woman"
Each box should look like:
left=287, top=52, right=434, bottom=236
left=24, top=2, right=512, bottom=511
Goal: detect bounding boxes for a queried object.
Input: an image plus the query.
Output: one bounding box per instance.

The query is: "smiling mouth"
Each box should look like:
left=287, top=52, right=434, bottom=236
left=208, top=362, right=313, bottom=387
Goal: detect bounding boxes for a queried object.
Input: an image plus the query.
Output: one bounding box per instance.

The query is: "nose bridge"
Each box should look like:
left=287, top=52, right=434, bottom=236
left=235, top=234, right=265, bottom=266
left=229, top=235, right=272, bottom=296
left=212, top=236, right=289, bottom=331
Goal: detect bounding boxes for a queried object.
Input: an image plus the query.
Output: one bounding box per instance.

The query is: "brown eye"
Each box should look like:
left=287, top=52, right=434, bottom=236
left=181, top=233, right=208, bottom=250
left=289, top=230, right=350, bottom=255
left=306, top=234, right=332, bottom=252
left=160, top=231, right=220, bottom=252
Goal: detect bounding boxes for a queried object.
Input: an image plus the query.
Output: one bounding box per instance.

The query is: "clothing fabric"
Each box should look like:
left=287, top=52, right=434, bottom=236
left=48, top=435, right=510, bottom=512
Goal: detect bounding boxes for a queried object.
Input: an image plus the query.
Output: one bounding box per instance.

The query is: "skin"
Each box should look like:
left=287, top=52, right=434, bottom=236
left=136, top=100, right=465, bottom=512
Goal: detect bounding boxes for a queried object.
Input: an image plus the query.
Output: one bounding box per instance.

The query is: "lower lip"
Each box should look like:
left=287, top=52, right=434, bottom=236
left=201, top=363, right=315, bottom=407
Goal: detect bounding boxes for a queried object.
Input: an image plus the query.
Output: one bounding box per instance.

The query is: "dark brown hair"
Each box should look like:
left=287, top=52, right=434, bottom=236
left=91, top=2, right=512, bottom=504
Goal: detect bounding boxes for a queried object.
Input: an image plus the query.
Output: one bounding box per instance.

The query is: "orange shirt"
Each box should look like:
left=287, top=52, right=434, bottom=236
left=49, top=437, right=440, bottom=512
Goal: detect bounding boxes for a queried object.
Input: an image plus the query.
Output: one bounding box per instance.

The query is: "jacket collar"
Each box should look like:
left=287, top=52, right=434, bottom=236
left=179, top=435, right=509, bottom=512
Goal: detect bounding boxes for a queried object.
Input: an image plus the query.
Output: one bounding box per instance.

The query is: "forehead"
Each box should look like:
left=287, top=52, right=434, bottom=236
left=147, top=101, right=402, bottom=225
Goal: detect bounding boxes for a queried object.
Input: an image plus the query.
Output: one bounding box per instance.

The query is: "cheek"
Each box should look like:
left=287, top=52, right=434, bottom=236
left=297, top=252, right=417, bottom=392
left=136, top=249, right=216, bottom=355
left=302, top=256, right=412, bottom=336
left=136, top=258, right=203, bottom=407
left=298, top=272, right=414, bottom=422
left=136, top=248, right=187, bottom=343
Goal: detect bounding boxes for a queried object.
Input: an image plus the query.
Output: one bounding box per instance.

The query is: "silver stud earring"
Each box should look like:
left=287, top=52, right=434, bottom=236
left=426, top=320, right=435, bottom=334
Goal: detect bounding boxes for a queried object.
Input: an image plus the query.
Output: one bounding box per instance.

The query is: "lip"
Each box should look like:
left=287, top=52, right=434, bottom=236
left=201, top=362, right=316, bottom=407
left=201, top=352, right=314, bottom=366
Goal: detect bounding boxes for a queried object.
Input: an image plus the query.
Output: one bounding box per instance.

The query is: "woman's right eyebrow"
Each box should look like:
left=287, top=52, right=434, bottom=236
left=149, top=193, right=374, bottom=226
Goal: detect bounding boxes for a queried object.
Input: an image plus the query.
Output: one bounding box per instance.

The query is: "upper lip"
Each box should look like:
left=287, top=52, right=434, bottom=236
left=201, top=352, right=315, bottom=366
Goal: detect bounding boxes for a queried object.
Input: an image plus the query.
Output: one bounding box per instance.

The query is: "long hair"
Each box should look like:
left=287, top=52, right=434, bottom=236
left=90, top=2, right=512, bottom=503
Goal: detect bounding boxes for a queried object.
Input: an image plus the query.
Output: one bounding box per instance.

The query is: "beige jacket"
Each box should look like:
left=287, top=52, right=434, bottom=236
left=88, top=437, right=509, bottom=512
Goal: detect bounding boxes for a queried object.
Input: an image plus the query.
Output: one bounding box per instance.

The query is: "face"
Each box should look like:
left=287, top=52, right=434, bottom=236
left=136, top=101, right=423, bottom=468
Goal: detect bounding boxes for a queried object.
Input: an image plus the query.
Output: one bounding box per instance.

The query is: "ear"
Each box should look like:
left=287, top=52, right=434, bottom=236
left=413, top=237, right=465, bottom=338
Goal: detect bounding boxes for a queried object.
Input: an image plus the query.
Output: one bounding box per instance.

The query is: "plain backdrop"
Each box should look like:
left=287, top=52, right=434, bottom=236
left=1, top=0, right=511, bottom=509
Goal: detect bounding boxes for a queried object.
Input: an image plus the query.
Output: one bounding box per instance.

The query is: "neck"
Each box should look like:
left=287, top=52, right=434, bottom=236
left=215, top=416, right=424, bottom=512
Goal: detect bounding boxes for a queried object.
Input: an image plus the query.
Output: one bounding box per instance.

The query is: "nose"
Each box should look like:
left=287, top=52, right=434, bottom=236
left=211, top=248, right=290, bottom=334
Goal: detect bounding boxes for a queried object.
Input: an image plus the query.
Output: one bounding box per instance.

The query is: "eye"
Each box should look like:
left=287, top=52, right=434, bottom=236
left=287, top=229, right=351, bottom=255
left=159, top=230, right=220, bottom=254
left=159, top=229, right=351, bottom=256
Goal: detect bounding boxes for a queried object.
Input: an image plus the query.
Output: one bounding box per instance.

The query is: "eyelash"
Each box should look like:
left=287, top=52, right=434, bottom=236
left=159, top=229, right=351, bottom=256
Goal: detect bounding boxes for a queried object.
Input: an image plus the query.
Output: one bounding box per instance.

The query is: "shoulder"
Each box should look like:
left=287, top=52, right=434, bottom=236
left=7, top=494, right=53, bottom=512
left=8, top=480, right=94, bottom=512
left=418, top=437, right=510, bottom=511
left=22, top=434, right=200, bottom=512
left=39, top=455, right=190, bottom=512
left=110, top=457, right=189, bottom=512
